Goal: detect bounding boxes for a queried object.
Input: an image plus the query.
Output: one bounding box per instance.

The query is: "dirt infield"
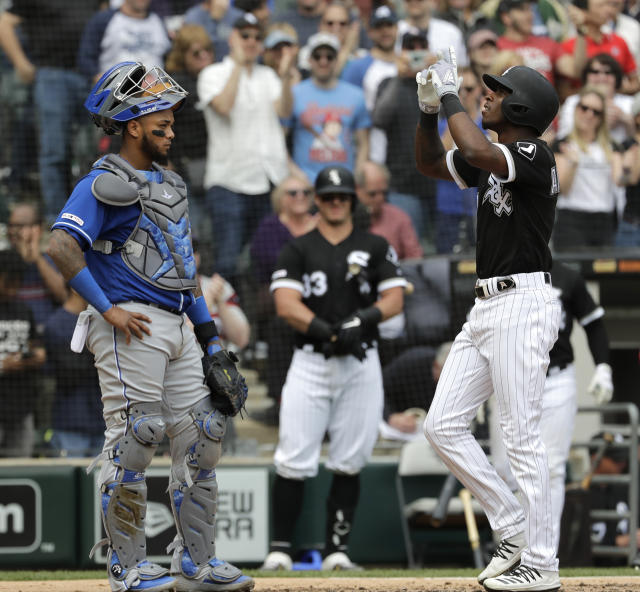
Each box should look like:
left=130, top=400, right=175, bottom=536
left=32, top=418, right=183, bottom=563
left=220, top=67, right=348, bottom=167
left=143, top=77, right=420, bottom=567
left=1, top=577, right=639, bottom=592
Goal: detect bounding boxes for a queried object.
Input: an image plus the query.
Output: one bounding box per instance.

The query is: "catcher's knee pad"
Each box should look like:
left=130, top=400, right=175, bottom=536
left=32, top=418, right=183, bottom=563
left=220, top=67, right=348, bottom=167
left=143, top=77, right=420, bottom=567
left=190, top=397, right=226, bottom=469
left=169, top=399, right=227, bottom=570
left=96, top=403, right=166, bottom=576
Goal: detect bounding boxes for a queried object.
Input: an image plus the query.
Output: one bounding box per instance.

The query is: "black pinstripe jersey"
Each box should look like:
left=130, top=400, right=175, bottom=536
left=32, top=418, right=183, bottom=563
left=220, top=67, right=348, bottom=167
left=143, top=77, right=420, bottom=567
left=449, top=139, right=558, bottom=279
left=269, top=228, right=406, bottom=342
left=548, top=261, right=604, bottom=369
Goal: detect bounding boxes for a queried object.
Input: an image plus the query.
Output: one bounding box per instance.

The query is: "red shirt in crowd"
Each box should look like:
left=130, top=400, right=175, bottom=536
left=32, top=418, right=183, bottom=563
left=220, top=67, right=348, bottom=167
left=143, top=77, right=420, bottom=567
left=560, top=32, right=637, bottom=75
left=497, top=35, right=563, bottom=84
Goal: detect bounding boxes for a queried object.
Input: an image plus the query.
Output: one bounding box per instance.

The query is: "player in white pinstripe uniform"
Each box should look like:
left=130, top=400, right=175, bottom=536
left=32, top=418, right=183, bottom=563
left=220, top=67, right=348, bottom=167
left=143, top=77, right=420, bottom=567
left=415, top=50, right=562, bottom=591
left=489, top=261, right=613, bottom=556
left=261, top=165, right=406, bottom=571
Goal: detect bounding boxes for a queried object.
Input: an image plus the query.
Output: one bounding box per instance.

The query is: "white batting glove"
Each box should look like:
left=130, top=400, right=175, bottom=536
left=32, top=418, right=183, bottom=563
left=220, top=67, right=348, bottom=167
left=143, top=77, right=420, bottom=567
left=416, top=68, right=441, bottom=114
left=588, top=363, right=614, bottom=405
left=430, top=46, right=462, bottom=99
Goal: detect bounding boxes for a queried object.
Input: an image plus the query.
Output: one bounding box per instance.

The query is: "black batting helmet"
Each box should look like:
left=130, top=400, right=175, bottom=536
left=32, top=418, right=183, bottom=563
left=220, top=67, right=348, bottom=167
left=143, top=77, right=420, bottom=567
left=483, top=66, right=559, bottom=136
left=314, top=165, right=357, bottom=211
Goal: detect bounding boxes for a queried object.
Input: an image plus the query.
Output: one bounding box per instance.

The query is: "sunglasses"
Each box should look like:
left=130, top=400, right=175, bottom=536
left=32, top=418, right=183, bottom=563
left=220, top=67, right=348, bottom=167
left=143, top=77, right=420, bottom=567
left=324, top=19, right=349, bottom=26
left=240, top=31, right=263, bottom=41
left=311, top=51, right=336, bottom=62
left=318, top=193, right=351, bottom=203
left=587, top=67, right=614, bottom=75
left=578, top=103, right=603, bottom=117
left=286, top=188, right=314, bottom=197
left=190, top=46, right=213, bottom=57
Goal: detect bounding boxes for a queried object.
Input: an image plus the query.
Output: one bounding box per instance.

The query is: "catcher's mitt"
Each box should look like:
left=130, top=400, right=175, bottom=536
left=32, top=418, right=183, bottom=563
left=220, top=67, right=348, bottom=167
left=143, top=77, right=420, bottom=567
left=202, top=350, right=248, bottom=416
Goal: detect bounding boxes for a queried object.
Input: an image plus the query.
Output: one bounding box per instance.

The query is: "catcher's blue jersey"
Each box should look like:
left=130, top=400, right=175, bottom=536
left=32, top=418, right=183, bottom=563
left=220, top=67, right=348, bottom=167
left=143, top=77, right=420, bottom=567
left=52, top=168, right=195, bottom=312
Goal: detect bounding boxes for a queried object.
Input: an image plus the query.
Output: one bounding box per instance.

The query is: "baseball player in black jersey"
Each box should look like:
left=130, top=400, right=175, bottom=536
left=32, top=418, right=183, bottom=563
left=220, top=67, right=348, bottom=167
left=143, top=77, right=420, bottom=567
left=415, top=49, right=562, bottom=591
left=261, top=165, right=406, bottom=571
left=490, top=261, right=613, bottom=555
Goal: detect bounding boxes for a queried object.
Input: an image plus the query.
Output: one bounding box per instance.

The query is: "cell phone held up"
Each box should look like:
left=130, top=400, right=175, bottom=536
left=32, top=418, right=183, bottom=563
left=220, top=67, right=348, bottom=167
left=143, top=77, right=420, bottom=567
left=409, top=50, right=429, bottom=70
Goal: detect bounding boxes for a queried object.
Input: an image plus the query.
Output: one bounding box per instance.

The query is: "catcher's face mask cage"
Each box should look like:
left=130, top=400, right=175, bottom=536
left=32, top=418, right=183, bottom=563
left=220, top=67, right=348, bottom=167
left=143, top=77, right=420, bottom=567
left=84, top=61, right=188, bottom=135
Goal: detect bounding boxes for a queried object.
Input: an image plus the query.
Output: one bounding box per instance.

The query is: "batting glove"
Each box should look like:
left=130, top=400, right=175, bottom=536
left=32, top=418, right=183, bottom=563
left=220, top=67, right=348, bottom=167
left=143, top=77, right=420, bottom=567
left=416, top=68, right=440, bottom=114
left=588, top=363, right=614, bottom=405
left=430, top=46, right=462, bottom=99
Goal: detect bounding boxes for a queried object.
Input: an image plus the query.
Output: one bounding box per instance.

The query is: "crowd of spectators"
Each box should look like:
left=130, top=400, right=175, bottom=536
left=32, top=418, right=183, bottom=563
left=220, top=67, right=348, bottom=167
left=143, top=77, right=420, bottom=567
left=1, top=0, right=640, bottom=458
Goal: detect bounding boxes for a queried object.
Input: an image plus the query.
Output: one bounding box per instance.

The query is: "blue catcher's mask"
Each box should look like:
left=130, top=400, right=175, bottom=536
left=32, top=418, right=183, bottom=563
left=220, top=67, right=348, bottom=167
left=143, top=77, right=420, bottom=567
left=85, top=61, right=188, bottom=135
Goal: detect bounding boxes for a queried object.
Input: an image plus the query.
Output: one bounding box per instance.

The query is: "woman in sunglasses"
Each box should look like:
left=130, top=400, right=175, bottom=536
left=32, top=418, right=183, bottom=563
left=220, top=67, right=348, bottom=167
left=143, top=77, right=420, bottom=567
left=248, top=174, right=318, bottom=424
left=557, top=53, right=634, bottom=144
left=552, top=85, right=625, bottom=250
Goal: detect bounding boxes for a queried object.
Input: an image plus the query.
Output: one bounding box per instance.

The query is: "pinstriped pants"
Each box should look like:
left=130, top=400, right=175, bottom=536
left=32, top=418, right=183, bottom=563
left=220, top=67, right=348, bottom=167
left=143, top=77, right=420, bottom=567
left=424, top=272, right=561, bottom=571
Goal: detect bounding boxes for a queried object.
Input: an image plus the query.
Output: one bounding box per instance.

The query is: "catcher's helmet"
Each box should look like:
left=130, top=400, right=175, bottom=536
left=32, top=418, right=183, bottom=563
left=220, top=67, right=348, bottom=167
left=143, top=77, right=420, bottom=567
left=84, top=62, right=187, bottom=135
left=482, top=66, right=559, bottom=136
left=314, top=165, right=357, bottom=210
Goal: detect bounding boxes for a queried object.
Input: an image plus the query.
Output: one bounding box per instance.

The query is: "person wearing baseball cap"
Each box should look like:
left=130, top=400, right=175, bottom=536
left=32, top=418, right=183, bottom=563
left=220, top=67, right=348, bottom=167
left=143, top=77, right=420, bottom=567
left=197, top=9, right=295, bottom=281
left=285, top=31, right=371, bottom=183
left=263, top=23, right=302, bottom=84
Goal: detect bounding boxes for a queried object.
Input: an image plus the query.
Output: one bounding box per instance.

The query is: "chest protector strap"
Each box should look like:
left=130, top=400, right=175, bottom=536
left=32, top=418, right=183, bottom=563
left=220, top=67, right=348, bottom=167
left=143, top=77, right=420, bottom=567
left=90, top=153, right=197, bottom=291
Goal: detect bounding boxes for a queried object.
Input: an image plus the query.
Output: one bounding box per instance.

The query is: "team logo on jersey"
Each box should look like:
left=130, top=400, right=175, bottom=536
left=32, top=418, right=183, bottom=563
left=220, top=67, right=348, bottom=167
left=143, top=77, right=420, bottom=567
left=550, top=165, right=559, bottom=196
left=482, top=176, right=513, bottom=217
left=517, top=141, right=536, bottom=161
left=61, top=212, right=84, bottom=226
left=345, top=251, right=370, bottom=280
left=385, top=245, right=398, bottom=264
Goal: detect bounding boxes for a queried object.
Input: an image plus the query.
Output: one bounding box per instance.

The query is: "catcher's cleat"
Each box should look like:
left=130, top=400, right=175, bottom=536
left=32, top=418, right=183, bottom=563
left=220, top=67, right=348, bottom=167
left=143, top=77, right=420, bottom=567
left=172, top=552, right=254, bottom=591
left=321, top=551, right=363, bottom=571
left=260, top=551, right=293, bottom=571
left=483, top=564, right=560, bottom=591
left=478, top=531, right=526, bottom=584
left=107, top=557, right=176, bottom=592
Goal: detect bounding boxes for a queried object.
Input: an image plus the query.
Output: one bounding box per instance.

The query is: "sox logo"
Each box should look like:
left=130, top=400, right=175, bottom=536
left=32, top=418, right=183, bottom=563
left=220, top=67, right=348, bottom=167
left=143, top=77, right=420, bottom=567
left=482, top=176, right=513, bottom=217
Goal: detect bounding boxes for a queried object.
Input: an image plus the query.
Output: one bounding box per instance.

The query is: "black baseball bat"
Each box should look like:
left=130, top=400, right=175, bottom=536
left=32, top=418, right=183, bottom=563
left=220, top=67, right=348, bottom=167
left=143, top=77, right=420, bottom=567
left=430, top=473, right=459, bottom=527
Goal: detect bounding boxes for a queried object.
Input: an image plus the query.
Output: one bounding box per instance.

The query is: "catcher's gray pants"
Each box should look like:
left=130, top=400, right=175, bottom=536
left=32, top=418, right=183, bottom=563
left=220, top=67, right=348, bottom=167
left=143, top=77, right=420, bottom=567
left=85, top=303, right=223, bottom=567
left=85, top=302, right=211, bottom=450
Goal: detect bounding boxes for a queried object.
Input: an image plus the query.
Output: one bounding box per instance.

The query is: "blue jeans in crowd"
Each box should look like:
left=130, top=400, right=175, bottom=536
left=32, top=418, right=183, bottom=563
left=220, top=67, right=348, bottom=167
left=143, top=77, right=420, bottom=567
left=615, top=219, right=640, bottom=247
left=205, top=185, right=272, bottom=279
left=33, top=68, right=89, bottom=220
left=50, top=430, right=104, bottom=458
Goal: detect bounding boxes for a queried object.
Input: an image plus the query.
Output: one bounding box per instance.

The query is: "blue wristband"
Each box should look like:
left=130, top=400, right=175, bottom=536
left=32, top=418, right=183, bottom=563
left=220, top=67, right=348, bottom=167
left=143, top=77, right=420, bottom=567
left=186, top=295, right=212, bottom=326
left=188, top=296, right=222, bottom=355
left=69, top=267, right=112, bottom=314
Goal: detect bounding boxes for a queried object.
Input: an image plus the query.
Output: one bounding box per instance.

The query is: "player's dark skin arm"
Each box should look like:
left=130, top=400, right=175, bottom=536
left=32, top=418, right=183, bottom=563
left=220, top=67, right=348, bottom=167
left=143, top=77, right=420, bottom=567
left=446, top=111, right=509, bottom=178
left=417, top=88, right=523, bottom=180
left=47, top=229, right=152, bottom=344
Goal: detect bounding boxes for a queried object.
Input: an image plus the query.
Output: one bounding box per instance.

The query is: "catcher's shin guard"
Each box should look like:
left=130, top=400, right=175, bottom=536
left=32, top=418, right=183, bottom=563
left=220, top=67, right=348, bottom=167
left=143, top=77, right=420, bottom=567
left=93, top=403, right=174, bottom=591
left=169, top=399, right=254, bottom=590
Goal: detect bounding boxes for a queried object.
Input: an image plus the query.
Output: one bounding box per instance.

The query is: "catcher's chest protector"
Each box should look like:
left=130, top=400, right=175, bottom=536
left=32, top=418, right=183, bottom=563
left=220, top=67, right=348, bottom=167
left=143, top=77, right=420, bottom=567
left=91, top=153, right=197, bottom=291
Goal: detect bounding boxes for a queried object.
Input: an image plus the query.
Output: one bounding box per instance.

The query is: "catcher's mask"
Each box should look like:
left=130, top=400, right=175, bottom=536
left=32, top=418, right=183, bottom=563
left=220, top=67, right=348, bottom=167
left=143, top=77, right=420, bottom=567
left=482, top=65, right=559, bottom=136
left=84, top=61, right=188, bottom=135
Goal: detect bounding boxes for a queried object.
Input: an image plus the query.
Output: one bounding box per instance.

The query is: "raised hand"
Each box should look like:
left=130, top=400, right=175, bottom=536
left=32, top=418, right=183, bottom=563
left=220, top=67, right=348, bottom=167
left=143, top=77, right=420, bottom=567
left=416, top=68, right=440, bottom=114
left=429, top=46, right=462, bottom=99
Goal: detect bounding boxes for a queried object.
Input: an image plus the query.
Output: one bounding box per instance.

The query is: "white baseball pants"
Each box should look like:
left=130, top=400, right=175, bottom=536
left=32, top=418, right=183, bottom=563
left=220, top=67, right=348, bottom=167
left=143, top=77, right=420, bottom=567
left=424, top=272, right=561, bottom=571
